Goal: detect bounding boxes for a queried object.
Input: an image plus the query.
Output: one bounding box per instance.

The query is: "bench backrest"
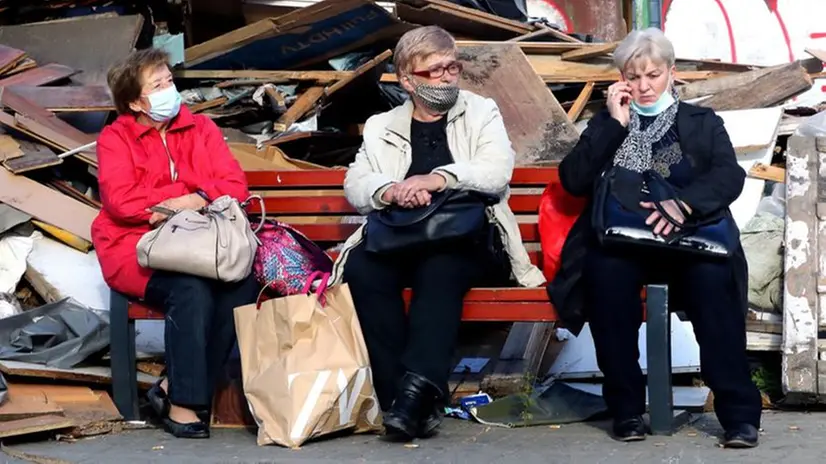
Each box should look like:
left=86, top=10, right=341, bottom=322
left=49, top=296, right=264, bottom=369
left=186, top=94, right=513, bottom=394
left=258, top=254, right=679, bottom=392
left=245, top=167, right=560, bottom=269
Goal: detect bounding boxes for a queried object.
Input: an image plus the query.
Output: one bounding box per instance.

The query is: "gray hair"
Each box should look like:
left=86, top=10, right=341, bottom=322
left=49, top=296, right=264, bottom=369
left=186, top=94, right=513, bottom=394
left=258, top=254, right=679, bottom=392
left=613, top=27, right=675, bottom=71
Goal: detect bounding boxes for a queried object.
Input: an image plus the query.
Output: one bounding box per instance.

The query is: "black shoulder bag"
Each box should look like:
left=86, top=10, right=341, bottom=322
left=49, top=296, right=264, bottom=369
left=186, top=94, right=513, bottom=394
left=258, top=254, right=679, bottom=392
left=365, top=189, right=500, bottom=254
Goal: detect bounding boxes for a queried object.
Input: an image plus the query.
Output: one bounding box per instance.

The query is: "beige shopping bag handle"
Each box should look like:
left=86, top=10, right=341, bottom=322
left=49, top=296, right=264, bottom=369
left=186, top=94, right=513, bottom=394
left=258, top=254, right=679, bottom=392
left=255, top=271, right=331, bottom=309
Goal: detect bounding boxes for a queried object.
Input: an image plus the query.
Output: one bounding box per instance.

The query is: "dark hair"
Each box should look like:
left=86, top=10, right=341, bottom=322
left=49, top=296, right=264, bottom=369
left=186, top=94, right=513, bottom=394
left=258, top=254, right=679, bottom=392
left=107, top=48, right=171, bottom=115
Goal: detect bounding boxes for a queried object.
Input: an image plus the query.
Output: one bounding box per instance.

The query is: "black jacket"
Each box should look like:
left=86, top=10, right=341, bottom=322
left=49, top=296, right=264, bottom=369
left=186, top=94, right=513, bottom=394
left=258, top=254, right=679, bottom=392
left=547, top=102, right=748, bottom=335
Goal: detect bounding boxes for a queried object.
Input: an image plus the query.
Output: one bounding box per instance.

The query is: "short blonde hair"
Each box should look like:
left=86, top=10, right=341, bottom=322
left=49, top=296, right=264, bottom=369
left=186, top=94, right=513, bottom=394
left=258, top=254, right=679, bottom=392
left=613, top=27, right=676, bottom=71
left=393, top=26, right=456, bottom=75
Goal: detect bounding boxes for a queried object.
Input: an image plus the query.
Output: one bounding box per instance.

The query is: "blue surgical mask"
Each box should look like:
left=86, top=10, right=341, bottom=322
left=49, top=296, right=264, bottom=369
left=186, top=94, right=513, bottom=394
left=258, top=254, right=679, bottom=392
left=631, top=88, right=675, bottom=116
left=146, top=85, right=182, bottom=122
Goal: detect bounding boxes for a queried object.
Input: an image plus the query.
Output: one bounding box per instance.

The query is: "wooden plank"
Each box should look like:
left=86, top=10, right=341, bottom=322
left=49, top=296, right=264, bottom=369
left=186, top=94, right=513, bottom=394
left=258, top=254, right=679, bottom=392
left=0, top=63, right=76, bottom=87
left=396, top=0, right=531, bottom=40
left=245, top=166, right=559, bottom=187
left=273, top=86, right=325, bottom=132
left=0, top=45, right=26, bottom=75
left=254, top=193, right=542, bottom=214
left=0, top=167, right=96, bottom=241
left=0, top=360, right=157, bottom=389
left=459, top=40, right=591, bottom=54
left=525, top=55, right=724, bottom=84
left=805, top=48, right=826, bottom=63
left=2, top=57, right=36, bottom=77
left=696, top=62, right=813, bottom=111
left=782, top=135, right=819, bottom=396
left=1, top=139, right=60, bottom=174
left=677, top=65, right=777, bottom=101
left=749, top=163, right=785, bottom=183
left=174, top=69, right=349, bottom=83
left=0, top=390, right=64, bottom=421
left=0, top=134, right=23, bottom=161
left=188, top=96, right=228, bottom=114
left=567, top=81, right=595, bottom=123
left=5, top=85, right=114, bottom=112
left=0, top=415, right=75, bottom=439
left=324, top=49, right=392, bottom=96
left=561, top=42, right=618, bottom=62
left=456, top=43, right=579, bottom=164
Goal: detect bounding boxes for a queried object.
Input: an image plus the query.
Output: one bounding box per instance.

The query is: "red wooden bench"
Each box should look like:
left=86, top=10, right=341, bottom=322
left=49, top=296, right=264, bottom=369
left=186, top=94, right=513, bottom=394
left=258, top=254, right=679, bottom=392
left=109, top=166, right=681, bottom=435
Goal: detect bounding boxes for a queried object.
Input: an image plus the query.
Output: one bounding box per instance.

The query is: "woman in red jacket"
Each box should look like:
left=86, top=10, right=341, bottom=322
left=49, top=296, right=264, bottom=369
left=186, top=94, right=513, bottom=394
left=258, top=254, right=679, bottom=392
left=92, top=48, right=258, bottom=439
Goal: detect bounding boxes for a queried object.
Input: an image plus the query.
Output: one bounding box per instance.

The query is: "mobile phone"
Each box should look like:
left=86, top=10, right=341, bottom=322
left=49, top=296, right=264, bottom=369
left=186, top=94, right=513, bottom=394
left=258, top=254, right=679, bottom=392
left=150, top=205, right=177, bottom=216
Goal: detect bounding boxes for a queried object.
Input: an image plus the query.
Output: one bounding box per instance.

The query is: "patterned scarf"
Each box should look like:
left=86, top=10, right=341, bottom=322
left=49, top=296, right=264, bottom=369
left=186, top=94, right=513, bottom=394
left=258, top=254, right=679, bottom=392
left=612, top=87, right=680, bottom=173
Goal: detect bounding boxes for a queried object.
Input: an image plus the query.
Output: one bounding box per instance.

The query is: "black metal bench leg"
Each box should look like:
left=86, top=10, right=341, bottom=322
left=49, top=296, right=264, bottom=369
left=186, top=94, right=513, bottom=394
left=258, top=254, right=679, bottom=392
left=646, top=284, right=679, bottom=435
left=110, top=290, right=140, bottom=420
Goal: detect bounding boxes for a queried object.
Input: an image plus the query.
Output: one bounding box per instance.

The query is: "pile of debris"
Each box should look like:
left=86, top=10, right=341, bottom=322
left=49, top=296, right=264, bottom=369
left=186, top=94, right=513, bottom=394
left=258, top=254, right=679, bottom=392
left=0, top=0, right=823, bottom=439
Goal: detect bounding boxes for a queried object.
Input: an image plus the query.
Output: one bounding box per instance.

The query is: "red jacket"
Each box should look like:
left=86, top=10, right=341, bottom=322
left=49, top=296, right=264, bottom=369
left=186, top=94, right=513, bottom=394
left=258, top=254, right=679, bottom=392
left=91, top=107, right=249, bottom=299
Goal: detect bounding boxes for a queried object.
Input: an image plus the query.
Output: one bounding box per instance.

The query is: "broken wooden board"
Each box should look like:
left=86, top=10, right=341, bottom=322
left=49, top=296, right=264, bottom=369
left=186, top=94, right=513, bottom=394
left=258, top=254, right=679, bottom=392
left=174, top=69, right=349, bottom=83
left=0, top=63, right=76, bottom=87
left=749, top=163, right=785, bottom=183
left=678, top=65, right=777, bottom=101
left=567, top=82, right=595, bottom=123
left=526, top=55, right=725, bottom=84
left=0, top=388, right=64, bottom=421
left=782, top=135, right=818, bottom=397
left=0, top=134, right=23, bottom=161
left=561, top=42, right=618, bottom=62
left=8, top=384, right=121, bottom=426
left=0, top=167, right=96, bottom=241
left=695, top=62, right=813, bottom=111
left=0, top=87, right=98, bottom=166
left=273, top=86, right=325, bottom=132
left=456, top=43, right=579, bottom=164
left=0, top=45, right=26, bottom=75
left=188, top=96, right=228, bottom=114
left=185, top=0, right=411, bottom=70
left=6, top=85, right=114, bottom=112
left=1, top=139, right=60, bottom=174
left=2, top=57, right=36, bottom=77
left=0, top=414, right=74, bottom=438
left=0, top=360, right=157, bottom=389
left=31, top=220, right=93, bottom=253
left=396, top=0, right=531, bottom=40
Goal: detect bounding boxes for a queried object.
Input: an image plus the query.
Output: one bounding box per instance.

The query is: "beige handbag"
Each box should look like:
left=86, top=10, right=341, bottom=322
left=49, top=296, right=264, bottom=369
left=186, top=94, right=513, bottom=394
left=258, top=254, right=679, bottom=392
left=137, top=195, right=264, bottom=282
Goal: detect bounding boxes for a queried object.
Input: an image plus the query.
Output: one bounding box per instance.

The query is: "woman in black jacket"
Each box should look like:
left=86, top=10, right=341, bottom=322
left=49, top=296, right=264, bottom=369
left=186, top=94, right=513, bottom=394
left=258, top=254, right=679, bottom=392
left=547, top=28, right=762, bottom=448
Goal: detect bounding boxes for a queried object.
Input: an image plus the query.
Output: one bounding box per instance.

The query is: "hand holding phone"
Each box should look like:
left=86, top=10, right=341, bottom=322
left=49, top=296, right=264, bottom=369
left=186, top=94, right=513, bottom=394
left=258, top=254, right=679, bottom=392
left=606, top=81, right=633, bottom=127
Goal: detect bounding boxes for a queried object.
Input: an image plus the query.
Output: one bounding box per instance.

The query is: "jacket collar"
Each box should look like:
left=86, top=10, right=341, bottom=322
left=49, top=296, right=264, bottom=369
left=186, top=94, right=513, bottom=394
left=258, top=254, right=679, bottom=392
left=124, top=105, right=196, bottom=139
left=383, top=91, right=468, bottom=144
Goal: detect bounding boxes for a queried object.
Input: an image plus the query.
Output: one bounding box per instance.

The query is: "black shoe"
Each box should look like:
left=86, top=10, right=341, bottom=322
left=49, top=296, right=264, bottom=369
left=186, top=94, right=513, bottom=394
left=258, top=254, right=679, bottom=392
left=613, top=416, right=647, bottom=442
left=383, top=372, right=442, bottom=440
left=721, top=424, right=759, bottom=448
left=162, top=417, right=210, bottom=439
left=416, top=403, right=443, bottom=438
left=147, top=379, right=170, bottom=418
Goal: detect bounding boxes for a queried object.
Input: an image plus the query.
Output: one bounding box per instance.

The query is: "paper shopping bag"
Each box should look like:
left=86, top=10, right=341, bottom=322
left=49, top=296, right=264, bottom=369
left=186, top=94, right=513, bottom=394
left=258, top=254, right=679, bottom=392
left=233, top=272, right=382, bottom=447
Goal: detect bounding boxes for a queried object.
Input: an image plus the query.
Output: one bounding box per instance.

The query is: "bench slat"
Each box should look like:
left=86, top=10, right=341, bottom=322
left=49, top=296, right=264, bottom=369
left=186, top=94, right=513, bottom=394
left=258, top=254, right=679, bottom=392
left=251, top=194, right=543, bottom=215
left=245, top=166, right=559, bottom=188
left=284, top=222, right=540, bottom=242
left=127, top=288, right=554, bottom=321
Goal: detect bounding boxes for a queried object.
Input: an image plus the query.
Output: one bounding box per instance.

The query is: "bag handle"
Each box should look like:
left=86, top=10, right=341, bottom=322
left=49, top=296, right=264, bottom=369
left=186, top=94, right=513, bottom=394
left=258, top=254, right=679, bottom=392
left=644, top=170, right=718, bottom=229
left=242, top=195, right=266, bottom=234
left=254, top=271, right=331, bottom=309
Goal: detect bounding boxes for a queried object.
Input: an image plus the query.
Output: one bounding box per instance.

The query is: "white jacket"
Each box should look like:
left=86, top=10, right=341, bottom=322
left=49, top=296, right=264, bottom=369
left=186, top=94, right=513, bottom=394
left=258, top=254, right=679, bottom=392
left=329, top=90, right=546, bottom=288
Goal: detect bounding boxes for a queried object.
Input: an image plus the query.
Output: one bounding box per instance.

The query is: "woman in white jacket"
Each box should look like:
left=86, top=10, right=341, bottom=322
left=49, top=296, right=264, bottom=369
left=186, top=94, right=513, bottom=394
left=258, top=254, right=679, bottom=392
left=334, top=25, right=545, bottom=441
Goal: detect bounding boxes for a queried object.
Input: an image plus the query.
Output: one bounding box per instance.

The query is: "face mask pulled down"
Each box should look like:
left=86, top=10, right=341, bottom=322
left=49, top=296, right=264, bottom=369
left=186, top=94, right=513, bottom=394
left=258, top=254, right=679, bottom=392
left=411, top=81, right=460, bottom=114
left=630, top=85, right=675, bottom=116
left=146, top=85, right=182, bottom=122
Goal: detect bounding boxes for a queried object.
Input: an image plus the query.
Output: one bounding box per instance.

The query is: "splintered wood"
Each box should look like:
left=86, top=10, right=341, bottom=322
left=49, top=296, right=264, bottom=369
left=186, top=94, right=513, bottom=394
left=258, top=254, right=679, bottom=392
left=457, top=43, right=579, bottom=164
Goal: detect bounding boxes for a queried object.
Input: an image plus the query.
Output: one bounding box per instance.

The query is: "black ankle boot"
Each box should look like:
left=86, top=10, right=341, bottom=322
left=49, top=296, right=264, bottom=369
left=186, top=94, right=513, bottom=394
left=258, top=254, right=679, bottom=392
left=384, top=372, right=442, bottom=440
left=417, top=402, right=443, bottom=438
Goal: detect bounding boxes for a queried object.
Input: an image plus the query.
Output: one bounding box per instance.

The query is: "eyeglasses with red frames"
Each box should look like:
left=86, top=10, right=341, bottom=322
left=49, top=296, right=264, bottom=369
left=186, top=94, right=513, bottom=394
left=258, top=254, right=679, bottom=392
left=409, top=61, right=464, bottom=79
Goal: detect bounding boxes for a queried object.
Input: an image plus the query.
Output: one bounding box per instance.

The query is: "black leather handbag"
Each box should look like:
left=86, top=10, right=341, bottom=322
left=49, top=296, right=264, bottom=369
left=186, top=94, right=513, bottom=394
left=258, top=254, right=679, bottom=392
left=592, top=167, right=737, bottom=258
left=365, top=189, right=500, bottom=254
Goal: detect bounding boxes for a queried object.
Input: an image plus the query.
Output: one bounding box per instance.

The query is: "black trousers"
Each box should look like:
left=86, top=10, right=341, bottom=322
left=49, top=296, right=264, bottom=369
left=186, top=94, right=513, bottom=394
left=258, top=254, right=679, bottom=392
left=144, top=271, right=259, bottom=409
left=584, top=244, right=762, bottom=429
left=343, top=241, right=504, bottom=411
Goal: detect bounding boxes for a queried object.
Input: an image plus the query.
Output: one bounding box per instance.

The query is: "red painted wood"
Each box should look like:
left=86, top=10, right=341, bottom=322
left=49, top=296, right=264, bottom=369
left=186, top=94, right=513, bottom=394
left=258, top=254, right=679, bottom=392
left=283, top=222, right=540, bottom=242
left=327, top=250, right=544, bottom=266
left=245, top=166, right=559, bottom=188
left=252, top=193, right=543, bottom=215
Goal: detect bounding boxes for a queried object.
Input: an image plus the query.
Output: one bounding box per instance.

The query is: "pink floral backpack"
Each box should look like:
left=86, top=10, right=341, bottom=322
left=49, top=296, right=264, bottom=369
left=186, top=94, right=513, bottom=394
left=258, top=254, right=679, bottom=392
left=252, top=220, right=333, bottom=296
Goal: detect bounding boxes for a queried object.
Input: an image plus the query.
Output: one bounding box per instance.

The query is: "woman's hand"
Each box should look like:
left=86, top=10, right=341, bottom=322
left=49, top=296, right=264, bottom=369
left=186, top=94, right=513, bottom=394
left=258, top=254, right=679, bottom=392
left=640, top=199, right=692, bottom=237
left=388, top=174, right=445, bottom=206
left=606, top=81, right=632, bottom=127
left=147, top=193, right=208, bottom=225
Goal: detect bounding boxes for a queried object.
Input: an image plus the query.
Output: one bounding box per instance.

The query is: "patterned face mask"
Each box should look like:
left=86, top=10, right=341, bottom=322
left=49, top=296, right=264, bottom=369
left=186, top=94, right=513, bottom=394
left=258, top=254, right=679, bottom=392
left=411, top=81, right=460, bottom=114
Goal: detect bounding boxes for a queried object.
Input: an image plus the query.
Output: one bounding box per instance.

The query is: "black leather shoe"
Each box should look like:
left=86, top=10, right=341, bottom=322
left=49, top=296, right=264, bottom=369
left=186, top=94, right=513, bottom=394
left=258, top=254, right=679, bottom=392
left=722, top=424, right=759, bottom=448
left=613, top=416, right=647, bottom=442
left=163, top=417, right=210, bottom=439
left=146, top=379, right=170, bottom=418
left=383, top=372, right=442, bottom=440
left=416, top=403, right=443, bottom=438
